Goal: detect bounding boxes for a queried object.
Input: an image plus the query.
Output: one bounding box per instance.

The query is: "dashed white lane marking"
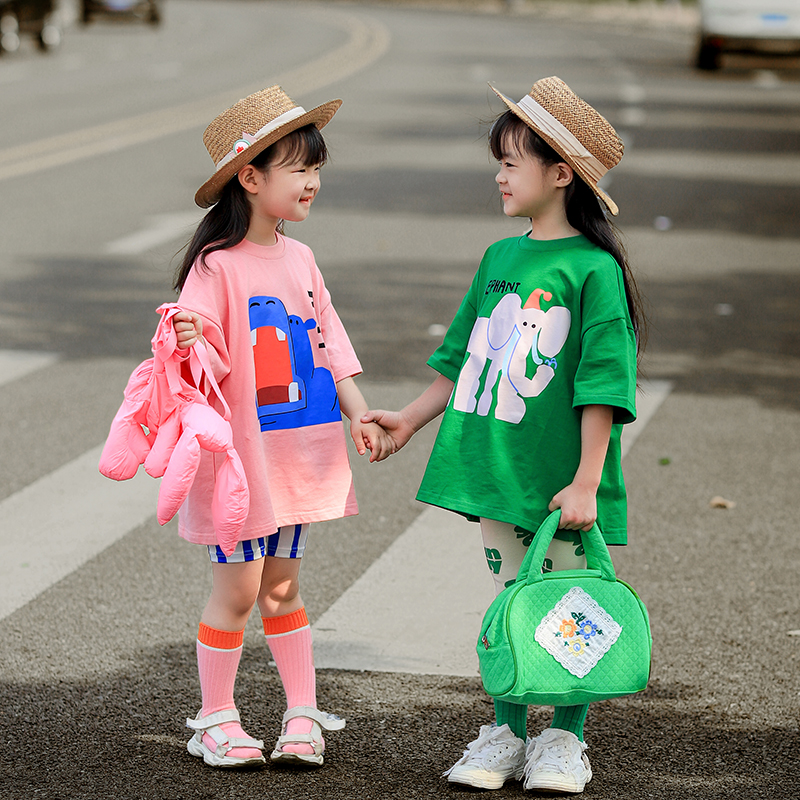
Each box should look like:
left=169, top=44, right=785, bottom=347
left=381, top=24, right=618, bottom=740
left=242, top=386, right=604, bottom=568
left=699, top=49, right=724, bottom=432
left=0, top=444, right=161, bottom=621
left=313, top=380, right=673, bottom=676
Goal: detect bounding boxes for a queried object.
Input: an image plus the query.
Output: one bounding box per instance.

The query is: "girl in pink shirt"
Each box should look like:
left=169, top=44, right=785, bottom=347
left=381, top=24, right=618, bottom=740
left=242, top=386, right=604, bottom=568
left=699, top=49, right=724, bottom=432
left=172, top=86, right=391, bottom=770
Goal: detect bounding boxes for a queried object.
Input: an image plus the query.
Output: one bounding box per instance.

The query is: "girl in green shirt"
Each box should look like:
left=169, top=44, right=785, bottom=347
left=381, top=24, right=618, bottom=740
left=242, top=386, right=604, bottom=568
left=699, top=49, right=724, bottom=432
left=364, top=76, right=646, bottom=794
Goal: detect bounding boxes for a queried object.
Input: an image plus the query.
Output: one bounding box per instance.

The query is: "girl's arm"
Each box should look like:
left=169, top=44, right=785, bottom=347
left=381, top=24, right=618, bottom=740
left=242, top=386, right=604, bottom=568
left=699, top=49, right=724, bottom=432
left=548, top=404, right=614, bottom=531
left=361, top=374, right=455, bottom=456
left=337, top=377, right=395, bottom=463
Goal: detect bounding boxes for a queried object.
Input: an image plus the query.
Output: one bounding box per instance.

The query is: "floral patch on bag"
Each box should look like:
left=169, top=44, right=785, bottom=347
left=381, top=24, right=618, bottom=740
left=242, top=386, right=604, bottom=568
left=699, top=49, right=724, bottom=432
left=534, top=587, right=622, bottom=678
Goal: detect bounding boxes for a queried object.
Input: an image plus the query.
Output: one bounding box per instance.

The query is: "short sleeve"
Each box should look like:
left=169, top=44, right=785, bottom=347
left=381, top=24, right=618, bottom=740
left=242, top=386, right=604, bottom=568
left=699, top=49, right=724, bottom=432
left=573, top=318, right=637, bottom=423
left=316, top=279, right=362, bottom=383
left=572, top=257, right=637, bottom=424
left=427, top=269, right=481, bottom=381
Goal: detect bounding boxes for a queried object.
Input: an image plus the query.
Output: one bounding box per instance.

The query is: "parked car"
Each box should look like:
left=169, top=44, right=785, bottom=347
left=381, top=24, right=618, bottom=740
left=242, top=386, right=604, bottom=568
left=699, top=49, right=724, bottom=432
left=696, top=0, right=800, bottom=69
left=80, top=0, right=161, bottom=25
left=0, top=0, right=61, bottom=54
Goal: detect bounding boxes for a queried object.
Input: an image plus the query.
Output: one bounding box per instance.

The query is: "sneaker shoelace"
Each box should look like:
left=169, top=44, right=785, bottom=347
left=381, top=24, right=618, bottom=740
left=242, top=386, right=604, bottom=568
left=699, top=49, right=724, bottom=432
left=453, top=726, right=508, bottom=769
left=529, top=732, right=586, bottom=775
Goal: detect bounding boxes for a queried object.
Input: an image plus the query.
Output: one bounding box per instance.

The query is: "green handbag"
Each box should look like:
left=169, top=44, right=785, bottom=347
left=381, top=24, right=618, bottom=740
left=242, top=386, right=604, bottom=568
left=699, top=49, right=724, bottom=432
left=477, top=509, right=652, bottom=707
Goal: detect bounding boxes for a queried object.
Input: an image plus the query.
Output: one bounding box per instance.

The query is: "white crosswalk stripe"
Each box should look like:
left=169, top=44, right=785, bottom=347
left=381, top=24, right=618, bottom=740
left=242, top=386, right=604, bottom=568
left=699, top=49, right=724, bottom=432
left=104, top=212, right=204, bottom=256
left=0, top=445, right=161, bottom=620
left=312, top=380, right=672, bottom=676
left=0, top=350, right=59, bottom=387
left=0, top=351, right=160, bottom=621
left=0, top=348, right=670, bottom=676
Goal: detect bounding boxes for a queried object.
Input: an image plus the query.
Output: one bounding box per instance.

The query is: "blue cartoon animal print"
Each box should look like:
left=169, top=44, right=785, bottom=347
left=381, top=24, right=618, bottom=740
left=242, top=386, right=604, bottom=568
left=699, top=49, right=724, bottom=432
left=249, top=296, right=340, bottom=431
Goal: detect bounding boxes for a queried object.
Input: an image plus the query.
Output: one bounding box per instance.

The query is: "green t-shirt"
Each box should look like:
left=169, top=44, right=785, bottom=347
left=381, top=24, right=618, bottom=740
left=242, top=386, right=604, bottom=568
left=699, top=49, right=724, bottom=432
left=417, top=234, right=637, bottom=545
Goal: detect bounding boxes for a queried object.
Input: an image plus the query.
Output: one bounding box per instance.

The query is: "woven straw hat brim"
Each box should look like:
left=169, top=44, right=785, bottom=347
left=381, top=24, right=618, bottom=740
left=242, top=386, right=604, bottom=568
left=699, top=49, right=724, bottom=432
left=490, top=86, right=619, bottom=217
left=194, top=98, right=342, bottom=209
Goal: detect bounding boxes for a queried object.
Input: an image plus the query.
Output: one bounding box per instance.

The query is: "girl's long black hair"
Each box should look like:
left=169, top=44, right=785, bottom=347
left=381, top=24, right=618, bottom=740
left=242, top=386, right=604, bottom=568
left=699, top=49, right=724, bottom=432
left=489, top=111, right=647, bottom=356
left=174, top=124, right=329, bottom=292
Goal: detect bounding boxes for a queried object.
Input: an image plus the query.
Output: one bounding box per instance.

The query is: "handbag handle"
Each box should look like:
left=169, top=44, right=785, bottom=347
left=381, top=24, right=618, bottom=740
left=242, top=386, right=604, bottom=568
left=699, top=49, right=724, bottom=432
left=516, top=509, right=617, bottom=585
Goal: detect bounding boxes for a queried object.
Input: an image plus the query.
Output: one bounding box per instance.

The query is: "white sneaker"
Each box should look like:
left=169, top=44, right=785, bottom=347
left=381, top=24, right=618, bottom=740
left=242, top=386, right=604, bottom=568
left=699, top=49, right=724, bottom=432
left=443, top=723, right=526, bottom=789
left=523, top=728, right=592, bottom=793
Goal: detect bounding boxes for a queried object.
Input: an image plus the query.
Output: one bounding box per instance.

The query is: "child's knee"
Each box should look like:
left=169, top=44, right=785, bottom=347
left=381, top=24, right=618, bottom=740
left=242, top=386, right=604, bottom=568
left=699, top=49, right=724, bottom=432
left=223, top=587, right=259, bottom=619
left=259, top=574, right=300, bottom=608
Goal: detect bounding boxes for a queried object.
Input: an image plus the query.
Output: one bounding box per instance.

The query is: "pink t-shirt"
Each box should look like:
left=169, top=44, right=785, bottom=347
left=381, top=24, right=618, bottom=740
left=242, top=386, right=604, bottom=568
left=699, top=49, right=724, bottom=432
left=176, top=235, right=361, bottom=545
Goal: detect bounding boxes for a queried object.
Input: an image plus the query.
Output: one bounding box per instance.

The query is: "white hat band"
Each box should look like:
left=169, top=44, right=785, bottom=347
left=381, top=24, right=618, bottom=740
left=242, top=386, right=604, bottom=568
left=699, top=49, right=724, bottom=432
left=215, top=106, right=308, bottom=172
left=516, top=94, right=607, bottom=184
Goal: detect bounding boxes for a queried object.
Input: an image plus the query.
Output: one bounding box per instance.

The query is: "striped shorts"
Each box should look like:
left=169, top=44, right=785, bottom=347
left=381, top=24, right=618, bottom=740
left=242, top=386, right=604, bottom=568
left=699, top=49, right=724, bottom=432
left=207, top=523, right=309, bottom=563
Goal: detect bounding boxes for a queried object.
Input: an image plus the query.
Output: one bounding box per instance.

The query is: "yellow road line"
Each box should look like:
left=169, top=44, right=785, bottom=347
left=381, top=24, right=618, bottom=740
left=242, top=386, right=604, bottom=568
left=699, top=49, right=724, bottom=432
left=0, top=10, right=390, bottom=183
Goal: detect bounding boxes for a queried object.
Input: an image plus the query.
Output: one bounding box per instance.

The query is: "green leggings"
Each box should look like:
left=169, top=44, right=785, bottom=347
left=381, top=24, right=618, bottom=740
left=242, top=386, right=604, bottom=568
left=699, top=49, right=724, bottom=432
left=482, top=519, right=593, bottom=743
left=495, top=699, right=589, bottom=742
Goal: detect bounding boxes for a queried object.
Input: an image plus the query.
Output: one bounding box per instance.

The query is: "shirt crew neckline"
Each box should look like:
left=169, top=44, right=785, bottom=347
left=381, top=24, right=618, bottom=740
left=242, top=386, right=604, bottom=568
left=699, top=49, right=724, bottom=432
left=516, top=233, right=590, bottom=252
left=237, top=233, right=287, bottom=259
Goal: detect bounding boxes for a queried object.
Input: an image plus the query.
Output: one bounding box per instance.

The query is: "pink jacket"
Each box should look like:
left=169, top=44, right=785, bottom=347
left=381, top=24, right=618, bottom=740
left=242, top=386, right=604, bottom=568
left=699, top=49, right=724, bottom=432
left=99, top=303, right=248, bottom=556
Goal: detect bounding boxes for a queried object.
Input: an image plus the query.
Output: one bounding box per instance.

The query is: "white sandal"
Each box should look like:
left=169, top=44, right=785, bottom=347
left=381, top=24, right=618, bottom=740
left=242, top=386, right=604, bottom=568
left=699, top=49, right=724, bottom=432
left=270, top=705, right=346, bottom=766
left=186, top=709, right=266, bottom=768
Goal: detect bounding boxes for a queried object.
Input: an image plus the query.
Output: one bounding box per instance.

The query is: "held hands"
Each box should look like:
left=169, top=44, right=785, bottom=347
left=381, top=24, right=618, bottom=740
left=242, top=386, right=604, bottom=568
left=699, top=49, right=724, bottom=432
left=548, top=481, right=598, bottom=532
left=359, top=409, right=416, bottom=461
left=350, top=418, right=396, bottom=463
left=173, top=311, right=204, bottom=349
left=336, top=379, right=402, bottom=463
left=356, top=376, right=451, bottom=463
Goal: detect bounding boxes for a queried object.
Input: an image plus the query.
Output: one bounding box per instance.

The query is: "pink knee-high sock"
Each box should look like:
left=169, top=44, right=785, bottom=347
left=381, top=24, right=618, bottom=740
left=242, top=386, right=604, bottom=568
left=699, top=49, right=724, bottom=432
left=196, top=623, right=261, bottom=760
left=263, top=608, right=317, bottom=755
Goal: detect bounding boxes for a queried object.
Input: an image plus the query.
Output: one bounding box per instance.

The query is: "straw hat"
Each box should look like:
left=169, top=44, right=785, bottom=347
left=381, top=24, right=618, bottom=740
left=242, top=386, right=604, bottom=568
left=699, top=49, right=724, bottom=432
left=490, top=77, right=623, bottom=216
left=195, top=85, right=342, bottom=208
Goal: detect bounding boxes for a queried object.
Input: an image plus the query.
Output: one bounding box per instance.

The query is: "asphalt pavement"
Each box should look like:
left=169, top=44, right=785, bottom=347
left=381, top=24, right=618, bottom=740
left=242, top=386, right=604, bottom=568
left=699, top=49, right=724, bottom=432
left=1, top=1, right=799, bottom=798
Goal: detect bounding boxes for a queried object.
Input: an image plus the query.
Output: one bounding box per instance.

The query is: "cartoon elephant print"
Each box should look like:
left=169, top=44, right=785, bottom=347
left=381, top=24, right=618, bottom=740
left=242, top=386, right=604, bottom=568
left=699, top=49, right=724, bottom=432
left=453, top=289, right=571, bottom=424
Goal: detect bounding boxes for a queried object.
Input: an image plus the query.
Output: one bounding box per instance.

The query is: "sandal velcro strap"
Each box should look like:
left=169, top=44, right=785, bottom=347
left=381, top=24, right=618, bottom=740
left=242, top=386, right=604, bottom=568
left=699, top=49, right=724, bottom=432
left=186, top=709, right=265, bottom=757
left=186, top=708, right=242, bottom=731
left=211, top=735, right=265, bottom=756
left=271, top=706, right=346, bottom=764
left=281, top=706, right=346, bottom=732
left=276, top=732, right=315, bottom=747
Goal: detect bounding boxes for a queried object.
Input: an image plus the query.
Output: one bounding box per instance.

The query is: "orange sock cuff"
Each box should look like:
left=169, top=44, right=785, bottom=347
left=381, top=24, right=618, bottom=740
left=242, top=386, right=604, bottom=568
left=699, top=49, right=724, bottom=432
left=197, top=623, right=244, bottom=650
left=261, top=607, right=309, bottom=637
